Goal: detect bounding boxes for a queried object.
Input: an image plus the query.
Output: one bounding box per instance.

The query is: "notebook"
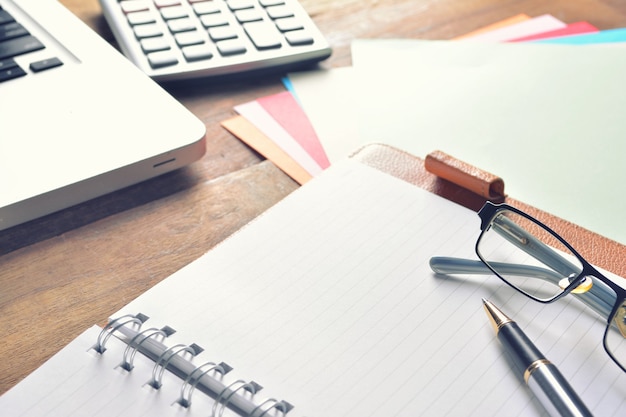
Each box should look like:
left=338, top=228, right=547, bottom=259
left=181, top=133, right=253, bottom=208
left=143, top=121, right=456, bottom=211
left=0, top=0, right=206, bottom=231
left=1, top=146, right=624, bottom=416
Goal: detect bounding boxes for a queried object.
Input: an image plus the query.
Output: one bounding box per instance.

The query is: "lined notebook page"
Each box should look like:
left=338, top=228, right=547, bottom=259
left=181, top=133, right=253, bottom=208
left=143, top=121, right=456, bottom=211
left=2, top=159, right=623, bottom=416
left=116, top=159, right=625, bottom=416
left=0, top=325, right=220, bottom=416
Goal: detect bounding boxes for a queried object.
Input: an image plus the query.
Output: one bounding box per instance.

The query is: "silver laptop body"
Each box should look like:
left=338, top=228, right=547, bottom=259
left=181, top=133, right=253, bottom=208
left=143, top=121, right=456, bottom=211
left=0, top=0, right=206, bottom=231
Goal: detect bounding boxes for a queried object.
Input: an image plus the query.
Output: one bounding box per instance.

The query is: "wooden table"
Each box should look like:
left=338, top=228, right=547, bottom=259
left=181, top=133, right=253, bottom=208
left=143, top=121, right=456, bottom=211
left=2, top=0, right=625, bottom=396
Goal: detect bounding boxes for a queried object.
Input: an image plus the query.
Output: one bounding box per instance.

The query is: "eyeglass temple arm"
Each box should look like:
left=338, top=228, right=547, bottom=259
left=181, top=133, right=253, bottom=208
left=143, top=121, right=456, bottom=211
left=429, top=256, right=613, bottom=320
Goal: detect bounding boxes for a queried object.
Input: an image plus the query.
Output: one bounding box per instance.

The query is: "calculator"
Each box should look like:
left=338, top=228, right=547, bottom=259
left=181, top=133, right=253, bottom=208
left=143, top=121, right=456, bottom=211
left=99, top=0, right=332, bottom=82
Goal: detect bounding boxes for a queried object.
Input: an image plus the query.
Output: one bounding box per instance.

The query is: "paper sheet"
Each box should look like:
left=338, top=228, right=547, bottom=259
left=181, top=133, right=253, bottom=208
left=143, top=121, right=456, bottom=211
left=535, top=27, right=626, bottom=44
left=509, top=21, right=598, bottom=42
left=221, top=115, right=312, bottom=184
left=288, top=40, right=626, bottom=244
left=256, top=91, right=330, bottom=169
left=234, top=100, right=323, bottom=177
left=453, top=14, right=531, bottom=39
left=460, top=14, right=566, bottom=42
left=0, top=326, right=220, bottom=416
left=113, top=160, right=625, bottom=416
left=2, top=159, right=624, bottom=416
left=350, top=39, right=626, bottom=245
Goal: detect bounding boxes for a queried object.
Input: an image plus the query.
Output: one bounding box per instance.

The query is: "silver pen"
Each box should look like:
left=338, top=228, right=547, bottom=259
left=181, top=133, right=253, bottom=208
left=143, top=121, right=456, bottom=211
left=482, top=299, right=593, bottom=417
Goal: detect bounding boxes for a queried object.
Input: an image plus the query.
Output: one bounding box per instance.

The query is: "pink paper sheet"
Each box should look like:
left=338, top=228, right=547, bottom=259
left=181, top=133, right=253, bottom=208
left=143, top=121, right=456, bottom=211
left=509, top=21, right=598, bottom=42
left=257, top=91, right=330, bottom=169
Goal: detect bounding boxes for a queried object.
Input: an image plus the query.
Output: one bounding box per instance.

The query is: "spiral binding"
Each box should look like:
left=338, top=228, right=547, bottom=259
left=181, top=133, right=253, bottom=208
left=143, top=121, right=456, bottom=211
left=94, top=313, right=149, bottom=354
left=149, top=342, right=203, bottom=389
left=94, top=313, right=294, bottom=417
left=212, top=380, right=262, bottom=417
left=177, top=361, right=233, bottom=408
left=249, top=398, right=292, bottom=417
left=120, top=325, right=175, bottom=371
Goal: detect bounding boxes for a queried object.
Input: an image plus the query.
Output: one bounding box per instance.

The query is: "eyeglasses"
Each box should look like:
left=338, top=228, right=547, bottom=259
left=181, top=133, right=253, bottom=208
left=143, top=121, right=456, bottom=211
left=430, top=201, right=626, bottom=373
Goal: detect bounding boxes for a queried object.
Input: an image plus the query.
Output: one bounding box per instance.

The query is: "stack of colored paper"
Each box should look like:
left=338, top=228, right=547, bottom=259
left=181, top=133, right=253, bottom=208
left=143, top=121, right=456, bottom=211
left=221, top=14, right=626, bottom=245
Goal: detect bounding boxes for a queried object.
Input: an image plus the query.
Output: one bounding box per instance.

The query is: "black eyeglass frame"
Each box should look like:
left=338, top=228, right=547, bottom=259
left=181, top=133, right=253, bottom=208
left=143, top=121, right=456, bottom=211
left=475, top=201, right=626, bottom=372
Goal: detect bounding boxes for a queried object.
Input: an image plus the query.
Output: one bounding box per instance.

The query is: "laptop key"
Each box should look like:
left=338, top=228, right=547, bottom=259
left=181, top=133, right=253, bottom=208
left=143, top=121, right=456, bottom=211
left=0, top=35, right=45, bottom=60
left=0, top=63, right=26, bottom=82
left=30, top=57, right=63, bottom=72
left=0, top=21, right=29, bottom=42
left=0, top=57, right=18, bottom=70
left=0, top=9, right=16, bottom=25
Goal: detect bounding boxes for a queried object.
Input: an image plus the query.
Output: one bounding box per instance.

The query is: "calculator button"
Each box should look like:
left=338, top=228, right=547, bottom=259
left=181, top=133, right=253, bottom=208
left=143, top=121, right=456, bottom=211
left=140, top=36, right=172, bottom=52
left=182, top=44, right=213, bottom=61
left=160, top=6, right=188, bottom=20
left=154, top=0, right=181, bottom=8
left=104, top=0, right=331, bottom=80
left=227, top=0, right=255, bottom=11
left=134, top=23, right=163, bottom=39
left=274, top=17, right=303, bottom=32
left=208, top=25, right=239, bottom=41
left=147, top=50, right=178, bottom=67
left=192, top=2, right=221, bottom=15
left=266, top=5, right=294, bottom=19
left=216, top=39, right=246, bottom=56
left=200, top=13, right=229, bottom=28
left=284, top=30, right=313, bottom=46
left=259, top=0, right=284, bottom=6
left=127, top=11, right=157, bottom=25
left=167, top=18, right=197, bottom=33
left=243, top=20, right=282, bottom=49
left=175, top=31, right=205, bottom=46
left=235, top=9, right=263, bottom=23
left=120, top=0, right=150, bottom=14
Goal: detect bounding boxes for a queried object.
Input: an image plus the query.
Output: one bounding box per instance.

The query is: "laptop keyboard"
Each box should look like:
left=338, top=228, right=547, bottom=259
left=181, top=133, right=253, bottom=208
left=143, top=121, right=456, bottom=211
left=99, top=0, right=331, bottom=81
left=0, top=6, right=63, bottom=83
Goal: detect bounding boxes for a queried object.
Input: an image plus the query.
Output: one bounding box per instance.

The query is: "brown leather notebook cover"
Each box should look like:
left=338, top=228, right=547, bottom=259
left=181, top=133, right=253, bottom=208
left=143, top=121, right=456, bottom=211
left=350, top=143, right=626, bottom=279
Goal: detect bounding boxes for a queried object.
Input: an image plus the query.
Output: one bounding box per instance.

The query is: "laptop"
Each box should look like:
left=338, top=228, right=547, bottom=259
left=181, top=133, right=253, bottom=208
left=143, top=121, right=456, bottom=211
left=0, top=0, right=207, bottom=231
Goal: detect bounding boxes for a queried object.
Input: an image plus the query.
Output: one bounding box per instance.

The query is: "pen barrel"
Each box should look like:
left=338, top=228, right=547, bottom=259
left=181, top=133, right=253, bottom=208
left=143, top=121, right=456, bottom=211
left=498, top=323, right=593, bottom=417
left=497, top=322, right=544, bottom=375
left=527, top=363, right=593, bottom=417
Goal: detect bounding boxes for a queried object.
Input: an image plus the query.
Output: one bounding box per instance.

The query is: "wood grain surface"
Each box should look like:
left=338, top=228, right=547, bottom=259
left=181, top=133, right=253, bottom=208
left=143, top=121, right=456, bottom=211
left=1, top=0, right=625, bottom=395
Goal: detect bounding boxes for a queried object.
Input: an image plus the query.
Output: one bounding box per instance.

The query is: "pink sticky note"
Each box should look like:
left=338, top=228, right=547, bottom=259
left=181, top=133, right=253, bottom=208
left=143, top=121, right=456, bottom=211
left=256, top=91, right=330, bottom=169
left=508, top=21, right=598, bottom=42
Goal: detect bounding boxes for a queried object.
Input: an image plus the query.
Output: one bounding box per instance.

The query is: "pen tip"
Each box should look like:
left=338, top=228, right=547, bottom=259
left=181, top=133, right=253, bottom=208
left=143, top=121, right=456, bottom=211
left=482, top=299, right=512, bottom=334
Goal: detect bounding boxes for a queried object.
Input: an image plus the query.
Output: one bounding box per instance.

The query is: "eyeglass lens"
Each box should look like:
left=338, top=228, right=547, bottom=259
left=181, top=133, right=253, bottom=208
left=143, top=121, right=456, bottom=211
left=477, top=208, right=625, bottom=370
left=476, top=209, right=586, bottom=301
left=605, top=299, right=626, bottom=371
